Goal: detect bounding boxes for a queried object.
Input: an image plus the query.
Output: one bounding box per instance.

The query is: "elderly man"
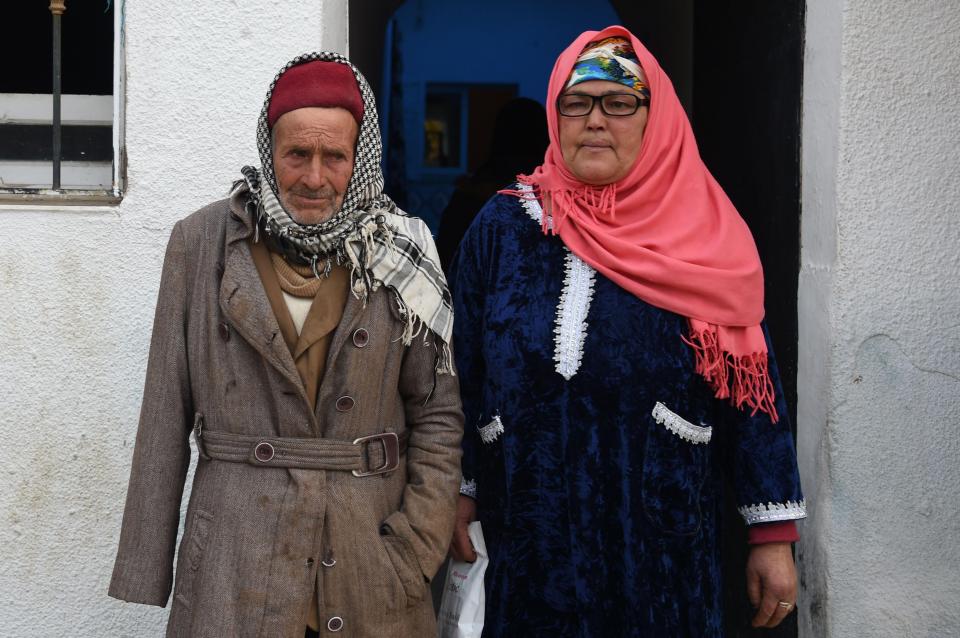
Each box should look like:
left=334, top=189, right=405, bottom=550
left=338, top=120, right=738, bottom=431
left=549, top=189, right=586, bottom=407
left=109, top=53, right=463, bottom=637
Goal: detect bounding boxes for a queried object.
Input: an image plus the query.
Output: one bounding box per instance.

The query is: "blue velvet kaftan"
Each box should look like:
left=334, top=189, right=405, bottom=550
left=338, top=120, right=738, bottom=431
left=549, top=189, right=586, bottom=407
left=450, top=189, right=805, bottom=638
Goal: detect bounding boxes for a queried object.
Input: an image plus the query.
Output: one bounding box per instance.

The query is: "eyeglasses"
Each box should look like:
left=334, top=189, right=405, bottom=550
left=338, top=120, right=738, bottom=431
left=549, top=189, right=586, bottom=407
left=557, top=93, right=649, bottom=117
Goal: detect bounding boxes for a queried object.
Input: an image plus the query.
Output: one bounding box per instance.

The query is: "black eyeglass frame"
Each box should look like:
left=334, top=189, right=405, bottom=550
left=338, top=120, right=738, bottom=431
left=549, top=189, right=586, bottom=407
left=556, top=92, right=650, bottom=117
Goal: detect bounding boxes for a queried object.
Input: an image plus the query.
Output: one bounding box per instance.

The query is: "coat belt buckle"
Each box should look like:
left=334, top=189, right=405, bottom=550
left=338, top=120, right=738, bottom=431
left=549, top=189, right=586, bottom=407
left=352, top=432, right=400, bottom=477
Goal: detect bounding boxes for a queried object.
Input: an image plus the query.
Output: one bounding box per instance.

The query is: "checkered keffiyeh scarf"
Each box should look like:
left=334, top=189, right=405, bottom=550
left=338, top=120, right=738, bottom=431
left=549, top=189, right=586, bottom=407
left=234, top=51, right=454, bottom=374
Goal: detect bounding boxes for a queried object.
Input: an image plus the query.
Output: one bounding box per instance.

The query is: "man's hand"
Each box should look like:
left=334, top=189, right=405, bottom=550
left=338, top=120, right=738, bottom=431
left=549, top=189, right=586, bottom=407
left=449, top=495, right=477, bottom=562
left=747, top=542, right=797, bottom=628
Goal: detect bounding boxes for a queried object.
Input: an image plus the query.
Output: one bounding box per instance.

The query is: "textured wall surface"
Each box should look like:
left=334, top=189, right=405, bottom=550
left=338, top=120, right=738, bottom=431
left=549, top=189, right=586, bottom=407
left=0, top=2, right=341, bottom=635
left=798, top=1, right=960, bottom=636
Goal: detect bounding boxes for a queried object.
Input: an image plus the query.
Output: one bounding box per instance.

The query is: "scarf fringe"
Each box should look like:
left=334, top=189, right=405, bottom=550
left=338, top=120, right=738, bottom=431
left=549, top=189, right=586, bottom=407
left=392, top=290, right=455, bottom=376
left=503, top=176, right=617, bottom=234
left=343, top=216, right=391, bottom=305
left=238, top=170, right=455, bottom=376
left=682, top=328, right=779, bottom=423
left=503, top=178, right=772, bottom=416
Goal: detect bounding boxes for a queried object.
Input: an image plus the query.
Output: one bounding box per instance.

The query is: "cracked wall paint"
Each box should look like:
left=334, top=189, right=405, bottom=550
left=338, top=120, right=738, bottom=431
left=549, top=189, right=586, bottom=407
left=799, top=1, right=960, bottom=636
left=0, top=2, right=338, bottom=635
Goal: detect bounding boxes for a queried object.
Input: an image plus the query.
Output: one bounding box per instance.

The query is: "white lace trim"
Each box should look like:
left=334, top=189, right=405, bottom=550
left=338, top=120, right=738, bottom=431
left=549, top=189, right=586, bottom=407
left=516, top=182, right=553, bottom=230
left=460, top=478, right=477, bottom=499
left=478, top=415, right=504, bottom=444
left=554, top=252, right=596, bottom=380
left=651, top=402, right=713, bottom=444
left=738, top=499, right=807, bottom=524
left=514, top=182, right=595, bottom=380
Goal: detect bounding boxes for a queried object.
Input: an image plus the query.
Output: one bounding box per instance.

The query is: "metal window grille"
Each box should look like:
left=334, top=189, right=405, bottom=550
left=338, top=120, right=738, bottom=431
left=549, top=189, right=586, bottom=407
left=0, top=1, right=122, bottom=202
left=51, top=0, right=65, bottom=188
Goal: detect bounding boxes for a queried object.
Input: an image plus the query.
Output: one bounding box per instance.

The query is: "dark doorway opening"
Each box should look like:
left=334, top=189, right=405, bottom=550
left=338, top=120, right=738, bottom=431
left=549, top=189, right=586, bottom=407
left=689, top=4, right=805, bottom=637
left=351, top=3, right=804, bottom=636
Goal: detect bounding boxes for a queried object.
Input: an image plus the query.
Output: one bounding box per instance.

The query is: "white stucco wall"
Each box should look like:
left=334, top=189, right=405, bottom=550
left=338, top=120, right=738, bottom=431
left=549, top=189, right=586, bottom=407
left=0, top=2, right=344, bottom=635
left=798, top=1, right=960, bottom=636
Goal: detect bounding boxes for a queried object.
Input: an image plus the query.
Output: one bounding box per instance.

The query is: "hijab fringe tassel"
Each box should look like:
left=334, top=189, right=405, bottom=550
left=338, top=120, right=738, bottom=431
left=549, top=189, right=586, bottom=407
left=502, top=179, right=771, bottom=417
left=682, top=328, right=779, bottom=423
left=501, top=176, right=617, bottom=234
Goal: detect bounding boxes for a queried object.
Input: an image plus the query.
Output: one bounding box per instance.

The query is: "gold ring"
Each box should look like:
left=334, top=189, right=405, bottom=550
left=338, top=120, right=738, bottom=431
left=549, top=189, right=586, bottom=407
left=777, top=601, right=794, bottom=610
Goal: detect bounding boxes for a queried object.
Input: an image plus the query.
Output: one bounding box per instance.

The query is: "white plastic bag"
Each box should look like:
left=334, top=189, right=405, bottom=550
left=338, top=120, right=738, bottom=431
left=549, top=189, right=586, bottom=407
left=437, top=521, right=488, bottom=638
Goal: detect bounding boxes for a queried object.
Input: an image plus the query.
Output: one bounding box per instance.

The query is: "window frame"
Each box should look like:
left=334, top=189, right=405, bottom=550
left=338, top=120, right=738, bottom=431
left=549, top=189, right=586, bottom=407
left=419, top=83, right=469, bottom=178
left=0, top=3, right=125, bottom=205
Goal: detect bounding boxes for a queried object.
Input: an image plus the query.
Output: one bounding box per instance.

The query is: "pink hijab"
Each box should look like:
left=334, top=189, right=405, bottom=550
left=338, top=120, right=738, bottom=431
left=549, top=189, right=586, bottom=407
left=507, top=25, right=778, bottom=420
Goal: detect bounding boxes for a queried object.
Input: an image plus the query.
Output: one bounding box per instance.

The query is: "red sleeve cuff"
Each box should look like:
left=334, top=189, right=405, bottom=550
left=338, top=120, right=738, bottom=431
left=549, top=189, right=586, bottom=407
left=748, top=520, right=799, bottom=545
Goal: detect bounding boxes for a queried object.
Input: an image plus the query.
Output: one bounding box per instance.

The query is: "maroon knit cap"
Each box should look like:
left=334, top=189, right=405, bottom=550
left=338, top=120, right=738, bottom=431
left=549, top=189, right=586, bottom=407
left=267, top=60, right=364, bottom=128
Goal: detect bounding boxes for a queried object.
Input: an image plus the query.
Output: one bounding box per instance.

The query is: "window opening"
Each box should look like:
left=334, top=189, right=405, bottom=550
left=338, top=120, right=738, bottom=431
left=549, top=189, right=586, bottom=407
left=0, top=1, right=123, bottom=203
left=424, top=90, right=462, bottom=169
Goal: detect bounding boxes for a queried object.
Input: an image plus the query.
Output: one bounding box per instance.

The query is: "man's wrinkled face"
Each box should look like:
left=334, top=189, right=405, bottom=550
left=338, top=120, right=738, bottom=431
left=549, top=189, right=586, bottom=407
left=272, top=106, right=359, bottom=225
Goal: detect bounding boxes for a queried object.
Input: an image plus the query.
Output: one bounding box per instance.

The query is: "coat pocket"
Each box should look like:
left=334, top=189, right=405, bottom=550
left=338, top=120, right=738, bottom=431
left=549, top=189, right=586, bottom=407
left=379, top=531, right=427, bottom=608
left=641, top=403, right=711, bottom=536
left=173, top=509, right=214, bottom=608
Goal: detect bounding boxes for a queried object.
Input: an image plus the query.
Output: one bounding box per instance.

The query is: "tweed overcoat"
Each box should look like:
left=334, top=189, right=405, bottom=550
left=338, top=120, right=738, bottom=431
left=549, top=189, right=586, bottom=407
left=109, top=194, right=464, bottom=637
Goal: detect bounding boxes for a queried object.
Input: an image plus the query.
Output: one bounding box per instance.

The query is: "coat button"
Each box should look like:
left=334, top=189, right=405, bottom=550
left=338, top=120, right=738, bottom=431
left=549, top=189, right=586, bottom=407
left=218, top=322, right=230, bottom=341
left=335, top=395, right=355, bottom=412
left=305, top=557, right=314, bottom=567
left=327, top=616, right=344, bottom=632
left=352, top=328, right=369, bottom=348
left=321, top=549, right=336, bottom=567
left=254, top=442, right=275, bottom=462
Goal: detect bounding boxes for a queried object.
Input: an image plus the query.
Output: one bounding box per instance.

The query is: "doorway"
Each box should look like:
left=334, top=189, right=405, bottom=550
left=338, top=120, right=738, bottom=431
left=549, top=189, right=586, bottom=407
left=350, top=2, right=805, bottom=636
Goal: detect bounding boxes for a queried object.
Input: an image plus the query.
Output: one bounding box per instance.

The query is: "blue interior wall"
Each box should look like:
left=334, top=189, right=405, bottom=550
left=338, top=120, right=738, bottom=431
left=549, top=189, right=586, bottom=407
left=386, top=0, right=619, bottom=227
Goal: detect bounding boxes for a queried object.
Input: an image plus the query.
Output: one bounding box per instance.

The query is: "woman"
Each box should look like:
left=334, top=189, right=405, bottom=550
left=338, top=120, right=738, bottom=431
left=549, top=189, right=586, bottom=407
left=449, top=26, right=805, bottom=637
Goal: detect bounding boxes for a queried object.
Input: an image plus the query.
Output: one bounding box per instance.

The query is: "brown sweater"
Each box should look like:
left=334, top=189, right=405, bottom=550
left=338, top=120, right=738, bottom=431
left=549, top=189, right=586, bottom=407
left=249, top=238, right=349, bottom=412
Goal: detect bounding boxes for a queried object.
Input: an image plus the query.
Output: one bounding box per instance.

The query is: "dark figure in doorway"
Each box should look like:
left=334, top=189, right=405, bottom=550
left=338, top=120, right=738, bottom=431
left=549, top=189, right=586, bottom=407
left=436, top=97, right=548, bottom=271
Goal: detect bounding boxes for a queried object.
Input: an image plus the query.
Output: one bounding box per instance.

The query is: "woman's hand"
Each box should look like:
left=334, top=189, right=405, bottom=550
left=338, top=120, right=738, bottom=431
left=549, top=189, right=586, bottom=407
left=449, top=495, right=478, bottom=562
left=747, top=542, right=797, bottom=628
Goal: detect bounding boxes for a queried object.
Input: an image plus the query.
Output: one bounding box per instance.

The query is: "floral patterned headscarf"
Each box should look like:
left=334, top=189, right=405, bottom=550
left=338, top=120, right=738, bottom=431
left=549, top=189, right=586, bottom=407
left=564, top=36, right=650, bottom=97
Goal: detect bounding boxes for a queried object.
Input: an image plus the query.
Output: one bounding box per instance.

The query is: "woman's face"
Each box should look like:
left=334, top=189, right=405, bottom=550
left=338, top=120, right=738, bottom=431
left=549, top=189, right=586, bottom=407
left=557, top=80, right=649, bottom=185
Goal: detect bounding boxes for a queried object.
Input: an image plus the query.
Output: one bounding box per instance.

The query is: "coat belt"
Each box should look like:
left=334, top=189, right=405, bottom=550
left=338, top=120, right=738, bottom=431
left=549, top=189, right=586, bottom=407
left=193, top=417, right=408, bottom=477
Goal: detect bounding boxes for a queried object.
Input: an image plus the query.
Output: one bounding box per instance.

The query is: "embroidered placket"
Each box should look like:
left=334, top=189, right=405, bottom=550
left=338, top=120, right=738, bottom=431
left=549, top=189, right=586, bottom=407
left=554, top=252, right=596, bottom=380
left=518, top=182, right=553, bottom=230
left=517, top=183, right=595, bottom=380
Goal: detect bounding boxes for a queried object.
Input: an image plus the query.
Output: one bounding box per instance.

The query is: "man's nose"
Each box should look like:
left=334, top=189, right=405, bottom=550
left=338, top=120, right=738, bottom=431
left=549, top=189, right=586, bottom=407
left=300, top=156, right=326, bottom=189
